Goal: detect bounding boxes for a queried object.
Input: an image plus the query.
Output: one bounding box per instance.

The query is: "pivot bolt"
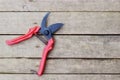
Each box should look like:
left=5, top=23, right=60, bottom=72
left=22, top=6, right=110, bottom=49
left=44, top=30, right=49, bottom=35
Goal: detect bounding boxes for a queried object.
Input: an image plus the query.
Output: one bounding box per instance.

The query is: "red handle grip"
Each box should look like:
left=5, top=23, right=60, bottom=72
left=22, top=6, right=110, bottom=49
left=37, top=38, right=54, bottom=76
left=6, top=26, right=40, bottom=45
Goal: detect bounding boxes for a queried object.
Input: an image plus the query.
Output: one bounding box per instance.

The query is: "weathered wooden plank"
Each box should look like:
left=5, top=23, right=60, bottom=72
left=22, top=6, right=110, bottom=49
left=0, top=0, right=120, bottom=11
left=0, top=59, right=120, bottom=73
left=1, top=35, right=120, bottom=58
left=0, top=74, right=120, bottom=80
left=0, top=12, right=120, bottom=34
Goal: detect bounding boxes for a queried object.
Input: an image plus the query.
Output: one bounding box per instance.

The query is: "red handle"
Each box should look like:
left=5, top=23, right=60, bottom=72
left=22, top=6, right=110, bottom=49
left=37, top=38, right=54, bottom=76
left=6, top=26, right=40, bottom=45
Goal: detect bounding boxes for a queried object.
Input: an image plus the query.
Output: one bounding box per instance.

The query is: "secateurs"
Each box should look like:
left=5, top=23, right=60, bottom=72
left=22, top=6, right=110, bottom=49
left=6, top=12, right=64, bottom=76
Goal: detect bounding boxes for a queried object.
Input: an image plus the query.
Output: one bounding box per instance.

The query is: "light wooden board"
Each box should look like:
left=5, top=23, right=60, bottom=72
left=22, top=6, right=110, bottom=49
left=0, top=0, right=120, bottom=79
left=1, top=35, right=120, bottom=58
left=0, top=0, right=120, bottom=11
left=0, top=74, right=120, bottom=80
left=0, top=12, right=120, bottom=34
left=0, top=59, right=120, bottom=73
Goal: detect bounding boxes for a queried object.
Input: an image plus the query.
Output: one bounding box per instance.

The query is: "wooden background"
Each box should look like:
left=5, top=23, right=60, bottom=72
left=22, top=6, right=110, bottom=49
left=0, top=0, right=120, bottom=80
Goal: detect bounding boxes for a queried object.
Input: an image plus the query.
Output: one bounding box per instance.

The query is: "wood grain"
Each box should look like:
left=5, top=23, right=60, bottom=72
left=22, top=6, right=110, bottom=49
left=1, top=35, right=120, bottom=58
left=0, top=0, right=120, bottom=79
left=0, top=59, right=120, bottom=73
left=0, top=74, right=120, bottom=80
left=0, top=12, right=120, bottom=34
left=0, top=0, right=120, bottom=11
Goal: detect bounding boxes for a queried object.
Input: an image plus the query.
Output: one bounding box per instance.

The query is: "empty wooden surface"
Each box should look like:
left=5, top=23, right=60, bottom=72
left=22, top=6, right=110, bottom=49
left=0, top=0, right=120, bottom=80
left=0, top=0, right=120, bottom=11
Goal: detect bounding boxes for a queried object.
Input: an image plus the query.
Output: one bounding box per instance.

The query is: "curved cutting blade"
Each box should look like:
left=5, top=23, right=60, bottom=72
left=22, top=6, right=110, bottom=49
left=41, top=12, right=50, bottom=29
left=48, top=23, right=64, bottom=33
